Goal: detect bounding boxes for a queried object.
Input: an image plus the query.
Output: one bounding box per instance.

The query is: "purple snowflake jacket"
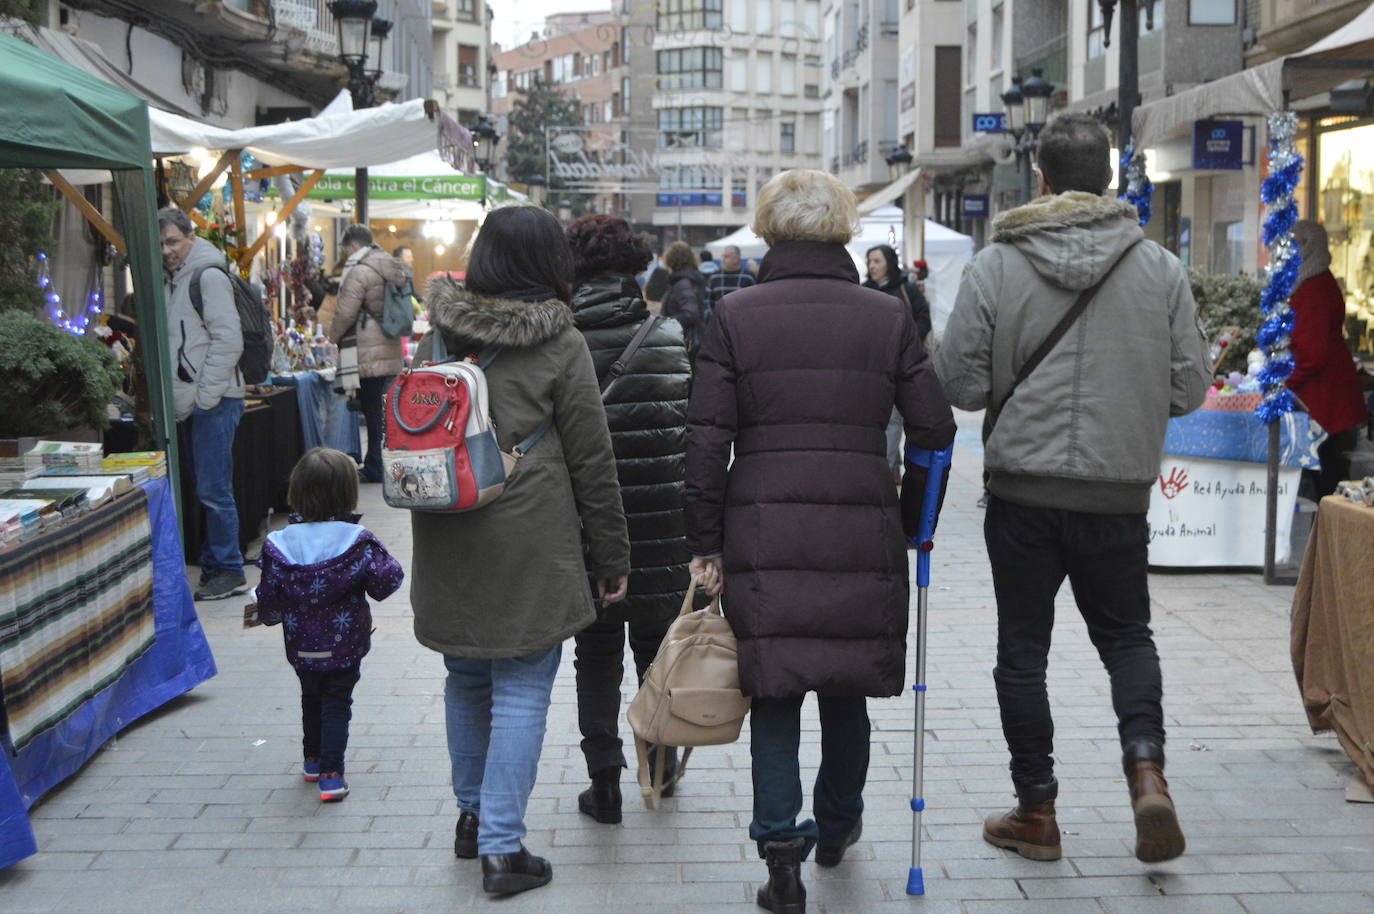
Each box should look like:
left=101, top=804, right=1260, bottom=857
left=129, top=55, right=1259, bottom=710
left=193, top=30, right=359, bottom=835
left=255, top=518, right=405, bottom=672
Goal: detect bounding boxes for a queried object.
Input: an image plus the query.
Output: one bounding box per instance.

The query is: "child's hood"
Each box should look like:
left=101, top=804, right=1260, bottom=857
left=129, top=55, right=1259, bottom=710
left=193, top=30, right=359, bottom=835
left=265, top=521, right=367, bottom=566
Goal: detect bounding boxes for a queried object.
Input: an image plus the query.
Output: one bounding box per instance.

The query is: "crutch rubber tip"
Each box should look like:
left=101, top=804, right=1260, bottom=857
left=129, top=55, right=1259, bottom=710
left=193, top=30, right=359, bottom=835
left=910, top=798, right=924, bottom=811
left=906, top=866, right=925, bottom=896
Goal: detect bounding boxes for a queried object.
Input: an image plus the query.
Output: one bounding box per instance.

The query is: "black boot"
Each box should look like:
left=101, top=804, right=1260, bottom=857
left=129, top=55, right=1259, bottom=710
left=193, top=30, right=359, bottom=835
left=481, top=844, right=553, bottom=895
left=578, top=766, right=623, bottom=825
left=453, top=810, right=478, bottom=859
left=815, top=817, right=862, bottom=867
left=756, top=837, right=806, bottom=914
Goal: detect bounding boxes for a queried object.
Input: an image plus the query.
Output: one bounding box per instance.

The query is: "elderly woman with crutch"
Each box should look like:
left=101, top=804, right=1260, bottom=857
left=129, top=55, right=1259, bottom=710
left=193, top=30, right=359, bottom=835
left=684, top=169, right=956, bottom=913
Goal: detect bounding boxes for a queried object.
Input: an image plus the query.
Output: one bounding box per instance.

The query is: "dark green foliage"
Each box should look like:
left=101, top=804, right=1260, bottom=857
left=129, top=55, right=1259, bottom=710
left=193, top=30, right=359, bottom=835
left=1189, top=267, right=1264, bottom=374
left=0, top=169, right=57, bottom=313
left=0, top=310, right=119, bottom=435
left=0, top=1, right=39, bottom=23
left=504, top=78, right=589, bottom=216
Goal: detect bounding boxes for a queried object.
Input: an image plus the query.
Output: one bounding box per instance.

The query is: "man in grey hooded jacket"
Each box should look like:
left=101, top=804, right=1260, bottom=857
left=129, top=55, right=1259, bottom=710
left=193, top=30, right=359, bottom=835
left=936, top=115, right=1211, bottom=866
left=160, top=208, right=247, bottom=601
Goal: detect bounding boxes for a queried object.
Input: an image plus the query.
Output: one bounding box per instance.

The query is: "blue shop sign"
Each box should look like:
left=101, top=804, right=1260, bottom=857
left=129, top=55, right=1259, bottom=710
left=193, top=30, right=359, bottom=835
left=971, top=112, right=1006, bottom=133
left=1193, top=119, right=1244, bottom=170
left=962, top=194, right=989, bottom=219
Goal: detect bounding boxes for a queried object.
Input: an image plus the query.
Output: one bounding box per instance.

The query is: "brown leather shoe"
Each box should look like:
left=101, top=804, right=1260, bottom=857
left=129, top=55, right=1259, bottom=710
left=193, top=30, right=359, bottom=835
left=982, top=780, right=1061, bottom=861
left=1124, top=743, right=1185, bottom=863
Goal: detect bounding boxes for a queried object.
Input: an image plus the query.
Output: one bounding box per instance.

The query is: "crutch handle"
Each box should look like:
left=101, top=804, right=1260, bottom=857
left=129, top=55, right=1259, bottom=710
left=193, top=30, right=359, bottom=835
left=905, top=444, right=953, bottom=588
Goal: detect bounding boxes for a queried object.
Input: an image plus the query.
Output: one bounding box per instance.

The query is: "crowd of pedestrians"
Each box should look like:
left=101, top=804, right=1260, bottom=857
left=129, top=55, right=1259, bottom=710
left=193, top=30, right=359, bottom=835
left=171, top=113, right=1213, bottom=912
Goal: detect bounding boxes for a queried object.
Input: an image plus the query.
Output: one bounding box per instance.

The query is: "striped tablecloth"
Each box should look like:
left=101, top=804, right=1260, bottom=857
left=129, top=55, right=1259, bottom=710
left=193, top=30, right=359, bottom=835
left=0, top=489, right=156, bottom=751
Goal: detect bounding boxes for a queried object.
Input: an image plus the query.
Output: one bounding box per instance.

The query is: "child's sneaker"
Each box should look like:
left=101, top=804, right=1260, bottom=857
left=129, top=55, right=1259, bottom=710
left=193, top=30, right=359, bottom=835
left=319, top=772, right=349, bottom=802
left=303, top=757, right=321, bottom=782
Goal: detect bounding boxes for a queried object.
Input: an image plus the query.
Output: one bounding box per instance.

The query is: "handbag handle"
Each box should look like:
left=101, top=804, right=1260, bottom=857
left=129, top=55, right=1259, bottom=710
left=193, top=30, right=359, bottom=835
left=678, top=576, right=722, bottom=617
left=388, top=375, right=453, bottom=434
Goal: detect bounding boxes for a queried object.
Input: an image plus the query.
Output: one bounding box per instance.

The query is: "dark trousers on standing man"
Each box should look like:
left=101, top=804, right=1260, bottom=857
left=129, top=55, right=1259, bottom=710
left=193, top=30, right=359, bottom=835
left=297, top=665, right=361, bottom=774
left=573, top=612, right=672, bottom=776
left=748, top=694, right=869, bottom=859
left=984, top=495, right=1165, bottom=788
left=359, top=374, right=394, bottom=483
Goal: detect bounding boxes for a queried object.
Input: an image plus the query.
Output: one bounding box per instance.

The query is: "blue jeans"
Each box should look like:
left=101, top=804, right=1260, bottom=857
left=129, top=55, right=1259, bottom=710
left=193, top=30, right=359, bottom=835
left=444, top=645, right=561, bottom=855
left=749, top=694, right=870, bottom=859
left=359, top=375, right=393, bottom=482
left=190, top=397, right=244, bottom=577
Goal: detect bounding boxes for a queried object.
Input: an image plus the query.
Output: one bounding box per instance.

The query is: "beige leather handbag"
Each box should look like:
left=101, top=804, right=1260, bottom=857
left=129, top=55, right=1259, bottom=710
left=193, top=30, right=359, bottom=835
left=627, top=581, right=751, bottom=809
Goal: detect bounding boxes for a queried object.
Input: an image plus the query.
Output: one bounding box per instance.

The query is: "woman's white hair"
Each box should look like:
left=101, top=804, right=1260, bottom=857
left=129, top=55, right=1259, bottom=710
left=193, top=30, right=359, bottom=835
left=751, top=169, right=860, bottom=247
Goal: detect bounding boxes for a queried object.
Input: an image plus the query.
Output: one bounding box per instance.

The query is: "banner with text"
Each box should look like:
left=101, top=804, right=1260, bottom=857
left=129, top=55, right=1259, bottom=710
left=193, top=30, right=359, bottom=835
left=1147, top=455, right=1299, bottom=567
left=305, top=173, right=486, bottom=201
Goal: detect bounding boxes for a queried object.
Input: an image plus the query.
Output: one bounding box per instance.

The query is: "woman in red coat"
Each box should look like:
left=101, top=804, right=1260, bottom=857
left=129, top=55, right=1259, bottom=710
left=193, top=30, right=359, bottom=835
left=1287, top=220, right=1368, bottom=497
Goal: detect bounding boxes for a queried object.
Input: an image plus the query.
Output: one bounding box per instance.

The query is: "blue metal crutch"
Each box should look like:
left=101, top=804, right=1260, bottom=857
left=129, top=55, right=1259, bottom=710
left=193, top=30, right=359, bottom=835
left=904, top=444, right=954, bottom=897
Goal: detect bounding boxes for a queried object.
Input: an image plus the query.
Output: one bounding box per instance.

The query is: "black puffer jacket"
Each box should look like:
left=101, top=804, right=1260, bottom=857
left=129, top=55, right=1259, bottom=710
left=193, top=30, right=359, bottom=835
left=661, top=269, right=706, bottom=354
left=571, top=273, right=695, bottom=624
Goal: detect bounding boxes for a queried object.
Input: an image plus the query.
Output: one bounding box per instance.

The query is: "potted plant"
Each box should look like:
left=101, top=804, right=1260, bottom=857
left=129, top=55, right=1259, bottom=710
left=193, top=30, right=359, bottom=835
left=0, top=310, right=120, bottom=437
left=1188, top=268, right=1263, bottom=375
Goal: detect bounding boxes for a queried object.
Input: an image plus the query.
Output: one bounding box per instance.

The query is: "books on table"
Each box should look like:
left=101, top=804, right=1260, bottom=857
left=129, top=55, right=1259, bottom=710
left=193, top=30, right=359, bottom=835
left=19, top=474, right=132, bottom=506
left=23, top=440, right=104, bottom=474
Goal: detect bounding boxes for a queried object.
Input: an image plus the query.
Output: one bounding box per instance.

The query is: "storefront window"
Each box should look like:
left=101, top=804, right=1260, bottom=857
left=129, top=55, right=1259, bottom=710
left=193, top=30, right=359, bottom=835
left=1317, top=120, right=1374, bottom=341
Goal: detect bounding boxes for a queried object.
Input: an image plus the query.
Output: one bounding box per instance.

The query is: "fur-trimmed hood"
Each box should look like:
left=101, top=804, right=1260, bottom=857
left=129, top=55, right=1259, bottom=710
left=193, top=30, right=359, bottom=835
left=425, top=277, right=573, bottom=350
left=990, top=191, right=1144, bottom=291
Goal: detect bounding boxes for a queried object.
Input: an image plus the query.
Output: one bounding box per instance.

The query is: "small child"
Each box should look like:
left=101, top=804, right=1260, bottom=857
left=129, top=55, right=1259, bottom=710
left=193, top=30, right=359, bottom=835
left=250, top=447, right=404, bottom=802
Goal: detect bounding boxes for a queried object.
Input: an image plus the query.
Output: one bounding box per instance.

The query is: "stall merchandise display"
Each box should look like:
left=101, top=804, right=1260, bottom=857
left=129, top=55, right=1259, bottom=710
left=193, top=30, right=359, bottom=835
left=1335, top=478, right=1374, bottom=507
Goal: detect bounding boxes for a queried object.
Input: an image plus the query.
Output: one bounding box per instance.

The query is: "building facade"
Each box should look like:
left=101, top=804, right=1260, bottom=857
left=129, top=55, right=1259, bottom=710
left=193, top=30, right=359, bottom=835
left=433, top=0, right=492, bottom=128
left=824, top=0, right=903, bottom=195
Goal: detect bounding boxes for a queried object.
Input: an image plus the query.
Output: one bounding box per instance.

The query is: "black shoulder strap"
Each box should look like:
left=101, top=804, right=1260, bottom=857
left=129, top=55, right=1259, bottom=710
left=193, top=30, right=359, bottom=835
left=601, top=316, right=661, bottom=395
left=188, top=264, right=220, bottom=320
left=993, top=238, right=1143, bottom=417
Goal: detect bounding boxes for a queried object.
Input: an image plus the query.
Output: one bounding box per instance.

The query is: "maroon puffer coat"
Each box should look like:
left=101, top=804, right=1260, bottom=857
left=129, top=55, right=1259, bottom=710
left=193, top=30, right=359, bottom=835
left=684, top=240, right=956, bottom=699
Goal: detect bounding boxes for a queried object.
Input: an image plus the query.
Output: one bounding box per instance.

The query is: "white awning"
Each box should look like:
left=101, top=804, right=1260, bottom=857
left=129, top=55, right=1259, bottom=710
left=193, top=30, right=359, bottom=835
left=149, top=99, right=475, bottom=173
left=1132, top=3, right=1374, bottom=148
left=857, top=168, right=921, bottom=215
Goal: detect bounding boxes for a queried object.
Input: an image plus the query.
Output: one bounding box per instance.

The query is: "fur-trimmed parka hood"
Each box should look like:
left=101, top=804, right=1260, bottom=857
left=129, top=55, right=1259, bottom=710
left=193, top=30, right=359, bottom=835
left=425, top=277, right=573, bottom=350
left=990, top=191, right=1144, bottom=291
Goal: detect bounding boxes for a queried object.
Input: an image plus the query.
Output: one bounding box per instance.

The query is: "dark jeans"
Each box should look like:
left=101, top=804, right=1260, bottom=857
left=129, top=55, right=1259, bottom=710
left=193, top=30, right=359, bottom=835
left=984, top=496, right=1164, bottom=788
left=359, top=375, right=394, bottom=483
left=297, top=665, right=361, bottom=774
left=1315, top=427, right=1359, bottom=499
left=748, top=694, right=869, bottom=859
left=573, top=612, right=672, bottom=776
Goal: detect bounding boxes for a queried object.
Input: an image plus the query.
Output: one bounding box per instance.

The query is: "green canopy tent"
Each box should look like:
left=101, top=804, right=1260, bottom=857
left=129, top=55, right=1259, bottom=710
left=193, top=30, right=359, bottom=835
left=0, top=33, right=178, bottom=495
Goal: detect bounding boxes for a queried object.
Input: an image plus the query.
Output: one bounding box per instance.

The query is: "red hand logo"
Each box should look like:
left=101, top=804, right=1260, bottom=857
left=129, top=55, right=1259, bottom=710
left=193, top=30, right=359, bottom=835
left=1159, top=467, right=1189, bottom=500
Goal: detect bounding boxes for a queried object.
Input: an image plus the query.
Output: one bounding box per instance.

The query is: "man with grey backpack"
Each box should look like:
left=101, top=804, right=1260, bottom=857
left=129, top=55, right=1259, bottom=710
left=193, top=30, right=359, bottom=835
left=935, top=114, right=1212, bottom=867
left=329, top=224, right=408, bottom=484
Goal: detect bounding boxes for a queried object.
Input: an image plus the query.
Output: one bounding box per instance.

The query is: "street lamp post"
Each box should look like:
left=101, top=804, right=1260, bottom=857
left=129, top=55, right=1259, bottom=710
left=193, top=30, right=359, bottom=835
left=557, top=199, right=573, bottom=224
left=1098, top=0, right=1156, bottom=192
left=467, top=116, right=500, bottom=207
left=884, top=144, right=913, bottom=183
left=1001, top=69, right=1055, bottom=204
left=329, top=0, right=382, bottom=223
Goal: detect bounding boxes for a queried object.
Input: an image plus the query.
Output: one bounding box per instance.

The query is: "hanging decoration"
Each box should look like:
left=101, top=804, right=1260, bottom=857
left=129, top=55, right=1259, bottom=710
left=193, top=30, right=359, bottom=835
left=36, top=252, right=105, bottom=336
left=1254, top=111, right=1303, bottom=424
left=1121, top=145, right=1153, bottom=227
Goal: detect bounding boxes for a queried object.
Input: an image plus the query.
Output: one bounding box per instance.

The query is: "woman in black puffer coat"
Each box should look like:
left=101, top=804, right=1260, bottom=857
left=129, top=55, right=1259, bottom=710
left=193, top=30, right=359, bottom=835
left=659, top=240, right=707, bottom=359
left=565, top=215, right=694, bottom=824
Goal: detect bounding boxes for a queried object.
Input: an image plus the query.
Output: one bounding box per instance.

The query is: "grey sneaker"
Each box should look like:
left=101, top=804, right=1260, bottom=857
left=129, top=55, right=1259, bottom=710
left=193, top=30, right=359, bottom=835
left=196, top=573, right=248, bottom=601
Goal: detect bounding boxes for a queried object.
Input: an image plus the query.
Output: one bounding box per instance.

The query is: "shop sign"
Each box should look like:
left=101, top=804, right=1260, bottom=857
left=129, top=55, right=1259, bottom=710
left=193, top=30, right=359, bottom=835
left=1192, top=119, right=1244, bottom=170
left=549, top=126, right=690, bottom=194
left=305, top=174, right=486, bottom=200
left=962, top=194, right=989, bottom=219
left=971, top=113, right=1006, bottom=133
left=1146, top=456, right=1299, bottom=566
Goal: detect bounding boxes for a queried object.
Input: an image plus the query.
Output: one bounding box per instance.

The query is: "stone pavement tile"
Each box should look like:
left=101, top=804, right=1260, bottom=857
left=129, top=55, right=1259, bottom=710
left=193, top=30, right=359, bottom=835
left=1284, top=871, right=1374, bottom=893
left=1098, top=897, right=1246, bottom=913
left=942, top=857, right=1079, bottom=879
left=173, top=830, right=304, bottom=849
left=0, top=850, right=95, bottom=870
left=39, top=831, right=173, bottom=852
left=121, top=815, right=251, bottom=834
left=221, top=846, right=357, bottom=867
left=311, top=884, right=480, bottom=908
left=53, top=885, right=204, bottom=913
left=1147, top=872, right=1294, bottom=895
left=191, top=885, right=344, bottom=910
left=963, top=901, right=1106, bottom=914
left=89, top=847, right=225, bottom=869
left=279, top=864, right=417, bottom=887
left=1237, top=892, right=1374, bottom=913
left=1070, top=855, right=1211, bottom=877
left=1202, top=853, right=1342, bottom=874
left=1019, top=875, right=1169, bottom=899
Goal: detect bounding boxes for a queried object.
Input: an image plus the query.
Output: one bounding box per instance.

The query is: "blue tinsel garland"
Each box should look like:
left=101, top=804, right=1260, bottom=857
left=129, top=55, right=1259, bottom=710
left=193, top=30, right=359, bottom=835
left=1255, top=112, right=1303, bottom=423
left=1120, top=145, right=1153, bottom=227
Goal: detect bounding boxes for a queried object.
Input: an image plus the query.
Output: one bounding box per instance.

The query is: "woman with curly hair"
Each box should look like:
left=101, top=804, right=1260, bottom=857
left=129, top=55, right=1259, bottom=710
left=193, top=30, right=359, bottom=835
left=659, top=240, right=707, bottom=358
left=564, top=215, right=695, bottom=822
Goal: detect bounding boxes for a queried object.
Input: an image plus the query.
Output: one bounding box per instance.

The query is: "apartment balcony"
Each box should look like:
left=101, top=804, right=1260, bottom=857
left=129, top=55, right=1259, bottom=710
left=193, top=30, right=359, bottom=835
left=63, top=0, right=351, bottom=102
left=1258, top=0, right=1368, bottom=57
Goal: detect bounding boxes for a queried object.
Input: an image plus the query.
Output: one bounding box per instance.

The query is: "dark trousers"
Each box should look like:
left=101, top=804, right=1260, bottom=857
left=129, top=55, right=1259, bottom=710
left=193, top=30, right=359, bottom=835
left=359, top=375, right=394, bottom=483
left=984, top=496, right=1164, bottom=788
left=297, top=665, right=361, bottom=774
left=573, top=612, right=672, bottom=776
left=748, top=694, right=869, bottom=859
left=1315, top=427, right=1359, bottom=499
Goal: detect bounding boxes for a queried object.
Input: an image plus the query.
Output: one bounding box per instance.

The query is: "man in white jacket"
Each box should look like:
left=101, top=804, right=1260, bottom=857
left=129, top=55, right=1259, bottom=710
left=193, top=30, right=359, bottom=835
left=936, top=115, right=1211, bottom=867
left=160, top=208, right=246, bottom=601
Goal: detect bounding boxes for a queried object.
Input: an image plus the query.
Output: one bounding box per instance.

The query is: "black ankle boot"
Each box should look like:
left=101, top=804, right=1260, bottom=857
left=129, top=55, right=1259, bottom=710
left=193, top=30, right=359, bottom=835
left=453, top=810, right=478, bottom=859
left=578, top=767, right=623, bottom=824
left=756, top=837, right=806, bottom=914
left=481, top=845, right=553, bottom=895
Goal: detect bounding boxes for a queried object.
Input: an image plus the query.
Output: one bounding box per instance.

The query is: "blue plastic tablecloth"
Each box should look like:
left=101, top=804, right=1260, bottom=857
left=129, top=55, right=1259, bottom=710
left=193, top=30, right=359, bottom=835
left=0, top=478, right=216, bottom=869
left=1164, top=410, right=1324, bottom=469
left=269, top=371, right=361, bottom=459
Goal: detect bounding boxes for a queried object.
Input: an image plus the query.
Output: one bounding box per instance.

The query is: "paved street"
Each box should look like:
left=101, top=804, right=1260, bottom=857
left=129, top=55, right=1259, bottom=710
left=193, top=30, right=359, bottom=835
left=3, top=411, right=1372, bottom=913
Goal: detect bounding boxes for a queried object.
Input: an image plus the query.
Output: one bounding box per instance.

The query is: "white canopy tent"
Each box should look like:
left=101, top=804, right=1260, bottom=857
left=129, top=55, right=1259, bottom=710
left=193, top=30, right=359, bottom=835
left=706, top=206, right=974, bottom=332
left=1132, top=3, right=1374, bottom=148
